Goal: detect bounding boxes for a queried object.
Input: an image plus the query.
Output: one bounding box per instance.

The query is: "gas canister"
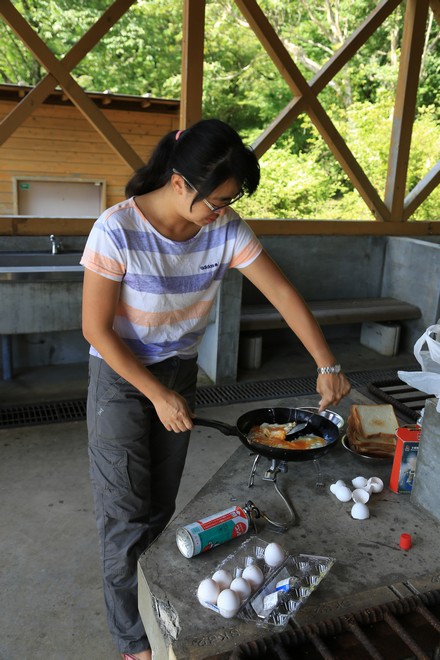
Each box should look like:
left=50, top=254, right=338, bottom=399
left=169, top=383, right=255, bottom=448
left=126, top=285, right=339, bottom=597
left=176, top=501, right=260, bottom=558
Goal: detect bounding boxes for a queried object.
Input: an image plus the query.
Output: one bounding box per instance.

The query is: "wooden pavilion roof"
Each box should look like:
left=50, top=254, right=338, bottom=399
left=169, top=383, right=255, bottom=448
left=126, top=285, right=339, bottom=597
left=0, top=0, right=438, bottom=237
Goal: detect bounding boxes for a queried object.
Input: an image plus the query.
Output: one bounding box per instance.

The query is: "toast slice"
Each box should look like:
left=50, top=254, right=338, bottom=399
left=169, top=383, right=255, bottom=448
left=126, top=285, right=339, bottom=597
left=347, top=404, right=398, bottom=457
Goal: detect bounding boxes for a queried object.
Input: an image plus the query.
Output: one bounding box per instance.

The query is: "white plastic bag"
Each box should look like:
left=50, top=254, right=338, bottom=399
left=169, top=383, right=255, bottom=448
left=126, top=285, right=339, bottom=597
left=398, top=324, right=440, bottom=413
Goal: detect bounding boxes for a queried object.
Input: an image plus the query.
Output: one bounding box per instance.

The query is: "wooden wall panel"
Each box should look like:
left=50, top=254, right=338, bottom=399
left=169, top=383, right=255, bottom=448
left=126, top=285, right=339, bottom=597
left=0, top=100, right=178, bottom=214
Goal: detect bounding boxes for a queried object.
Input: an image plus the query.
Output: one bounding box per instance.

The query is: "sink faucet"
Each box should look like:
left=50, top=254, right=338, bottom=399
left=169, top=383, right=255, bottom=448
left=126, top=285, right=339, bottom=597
left=49, top=235, right=63, bottom=254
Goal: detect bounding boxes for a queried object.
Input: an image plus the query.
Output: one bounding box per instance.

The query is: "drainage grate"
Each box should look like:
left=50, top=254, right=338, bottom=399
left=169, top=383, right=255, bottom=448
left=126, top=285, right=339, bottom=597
left=195, top=366, right=418, bottom=407
left=0, top=399, right=87, bottom=428
left=0, top=366, right=417, bottom=429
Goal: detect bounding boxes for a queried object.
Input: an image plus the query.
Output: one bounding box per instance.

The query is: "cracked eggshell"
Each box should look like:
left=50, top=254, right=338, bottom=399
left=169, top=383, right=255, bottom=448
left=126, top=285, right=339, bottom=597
left=352, top=476, right=368, bottom=488
left=333, top=485, right=352, bottom=502
left=351, top=502, right=370, bottom=520
left=367, top=477, right=384, bottom=493
left=352, top=488, right=370, bottom=504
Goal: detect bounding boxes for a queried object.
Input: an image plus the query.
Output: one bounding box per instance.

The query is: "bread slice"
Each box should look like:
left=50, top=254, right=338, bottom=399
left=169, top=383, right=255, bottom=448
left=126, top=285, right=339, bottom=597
left=355, top=404, right=398, bottom=438
left=347, top=404, right=398, bottom=458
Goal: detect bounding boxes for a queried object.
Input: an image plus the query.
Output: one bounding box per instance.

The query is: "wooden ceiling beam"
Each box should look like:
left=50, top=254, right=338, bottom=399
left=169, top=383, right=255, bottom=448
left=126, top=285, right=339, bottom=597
left=404, top=162, right=440, bottom=221
left=252, top=0, right=402, bottom=157
left=384, top=0, right=430, bottom=221
left=0, top=0, right=136, bottom=147
left=235, top=0, right=390, bottom=221
left=180, top=0, right=205, bottom=129
left=0, top=0, right=142, bottom=170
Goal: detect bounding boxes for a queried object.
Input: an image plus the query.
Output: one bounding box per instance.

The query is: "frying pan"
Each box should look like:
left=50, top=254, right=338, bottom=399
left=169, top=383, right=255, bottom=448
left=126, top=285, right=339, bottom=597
left=193, top=407, right=340, bottom=462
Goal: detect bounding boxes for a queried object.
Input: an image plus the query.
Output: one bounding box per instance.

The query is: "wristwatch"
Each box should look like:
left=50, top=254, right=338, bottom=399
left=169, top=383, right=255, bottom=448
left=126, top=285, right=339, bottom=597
left=317, top=364, right=342, bottom=375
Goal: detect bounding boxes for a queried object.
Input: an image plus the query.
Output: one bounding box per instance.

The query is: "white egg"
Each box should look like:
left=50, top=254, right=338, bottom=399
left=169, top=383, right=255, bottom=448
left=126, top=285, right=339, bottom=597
left=352, top=476, right=368, bottom=488
left=242, top=564, right=264, bottom=591
left=351, top=502, right=370, bottom=520
left=217, top=588, right=240, bottom=618
left=264, top=542, right=286, bottom=568
left=367, top=477, right=384, bottom=493
left=352, top=488, right=370, bottom=504
left=212, top=568, right=233, bottom=590
left=197, top=578, right=220, bottom=606
left=334, top=485, right=352, bottom=502
left=230, top=576, right=252, bottom=602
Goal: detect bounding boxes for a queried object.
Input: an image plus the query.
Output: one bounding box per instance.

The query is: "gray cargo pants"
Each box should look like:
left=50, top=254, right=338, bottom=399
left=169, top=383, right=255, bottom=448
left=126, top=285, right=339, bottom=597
left=87, top=355, right=198, bottom=655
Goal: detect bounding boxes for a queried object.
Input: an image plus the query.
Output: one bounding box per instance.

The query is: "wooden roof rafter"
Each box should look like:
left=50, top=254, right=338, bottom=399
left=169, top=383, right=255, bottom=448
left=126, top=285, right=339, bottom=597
left=0, top=0, right=143, bottom=170
left=235, top=0, right=437, bottom=223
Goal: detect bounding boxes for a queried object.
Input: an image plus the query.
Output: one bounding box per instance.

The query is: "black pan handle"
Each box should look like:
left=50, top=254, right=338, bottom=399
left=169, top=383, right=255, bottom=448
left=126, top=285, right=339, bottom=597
left=193, top=417, right=238, bottom=437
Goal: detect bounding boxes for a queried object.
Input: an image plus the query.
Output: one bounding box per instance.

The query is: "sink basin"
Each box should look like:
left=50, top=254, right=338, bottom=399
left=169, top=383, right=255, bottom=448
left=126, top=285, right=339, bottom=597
left=0, top=252, right=83, bottom=281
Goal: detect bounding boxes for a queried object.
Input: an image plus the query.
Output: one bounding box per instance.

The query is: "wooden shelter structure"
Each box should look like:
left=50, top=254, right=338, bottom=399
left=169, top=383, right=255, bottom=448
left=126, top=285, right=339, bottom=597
left=0, top=0, right=439, bottom=238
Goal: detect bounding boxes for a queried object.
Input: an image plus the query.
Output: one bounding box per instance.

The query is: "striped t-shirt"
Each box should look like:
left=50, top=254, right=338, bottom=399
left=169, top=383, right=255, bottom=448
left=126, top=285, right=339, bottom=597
left=80, top=197, right=262, bottom=365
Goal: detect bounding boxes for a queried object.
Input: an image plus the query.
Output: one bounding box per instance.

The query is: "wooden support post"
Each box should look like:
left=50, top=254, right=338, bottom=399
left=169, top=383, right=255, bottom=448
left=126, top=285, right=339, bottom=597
left=384, top=0, right=430, bottom=221
left=180, top=0, right=205, bottom=128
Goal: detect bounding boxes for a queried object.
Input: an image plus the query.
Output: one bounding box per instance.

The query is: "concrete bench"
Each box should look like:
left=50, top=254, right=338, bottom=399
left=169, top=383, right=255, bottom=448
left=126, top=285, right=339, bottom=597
left=240, top=297, right=422, bottom=331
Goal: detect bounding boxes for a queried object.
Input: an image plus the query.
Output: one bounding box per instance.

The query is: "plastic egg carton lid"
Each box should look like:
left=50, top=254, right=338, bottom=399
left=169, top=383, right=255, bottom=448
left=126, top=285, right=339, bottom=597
left=237, top=551, right=335, bottom=630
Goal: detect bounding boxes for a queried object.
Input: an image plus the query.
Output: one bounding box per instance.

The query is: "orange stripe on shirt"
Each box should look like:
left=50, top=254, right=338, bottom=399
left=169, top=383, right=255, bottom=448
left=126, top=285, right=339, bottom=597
left=229, top=241, right=262, bottom=269
left=117, top=299, right=213, bottom=327
left=82, top=247, right=125, bottom=279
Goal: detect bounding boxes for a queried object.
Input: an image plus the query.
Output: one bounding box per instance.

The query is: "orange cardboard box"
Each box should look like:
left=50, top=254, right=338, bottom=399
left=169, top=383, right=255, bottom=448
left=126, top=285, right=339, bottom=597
left=389, top=426, right=421, bottom=493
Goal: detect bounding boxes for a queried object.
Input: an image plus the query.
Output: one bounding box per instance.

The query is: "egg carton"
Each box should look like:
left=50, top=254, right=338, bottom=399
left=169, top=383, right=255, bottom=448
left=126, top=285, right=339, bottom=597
left=196, top=535, right=334, bottom=629
left=238, top=552, right=335, bottom=629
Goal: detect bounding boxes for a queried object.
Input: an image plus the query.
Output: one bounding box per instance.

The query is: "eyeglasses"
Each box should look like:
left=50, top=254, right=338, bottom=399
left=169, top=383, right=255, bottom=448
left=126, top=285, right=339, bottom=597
left=172, top=168, right=244, bottom=211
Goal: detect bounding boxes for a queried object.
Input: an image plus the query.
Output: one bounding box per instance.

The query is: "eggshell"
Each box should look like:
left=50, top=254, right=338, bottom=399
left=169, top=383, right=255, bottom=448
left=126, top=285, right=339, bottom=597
left=217, top=588, right=240, bottom=618
left=334, top=485, right=352, bottom=502
left=330, top=480, right=348, bottom=495
left=264, top=542, right=286, bottom=568
left=352, top=476, right=368, bottom=488
left=367, top=477, right=384, bottom=493
left=352, top=488, right=370, bottom=504
left=212, top=569, right=233, bottom=590
left=230, top=577, right=252, bottom=602
left=351, top=502, right=370, bottom=520
left=197, top=578, right=220, bottom=606
left=242, top=564, right=264, bottom=591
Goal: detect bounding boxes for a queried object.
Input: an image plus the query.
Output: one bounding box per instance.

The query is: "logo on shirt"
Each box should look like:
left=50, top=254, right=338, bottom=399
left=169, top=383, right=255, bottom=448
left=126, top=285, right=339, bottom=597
left=200, top=262, right=218, bottom=270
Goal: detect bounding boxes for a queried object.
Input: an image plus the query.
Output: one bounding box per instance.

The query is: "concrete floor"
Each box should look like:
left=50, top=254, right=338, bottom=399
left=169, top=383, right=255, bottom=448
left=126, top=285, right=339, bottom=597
left=0, top=336, right=419, bottom=660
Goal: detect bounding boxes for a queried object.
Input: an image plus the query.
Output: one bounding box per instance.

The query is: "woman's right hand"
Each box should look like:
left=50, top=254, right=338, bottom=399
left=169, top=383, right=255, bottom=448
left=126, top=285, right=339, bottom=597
left=152, top=388, right=194, bottom=433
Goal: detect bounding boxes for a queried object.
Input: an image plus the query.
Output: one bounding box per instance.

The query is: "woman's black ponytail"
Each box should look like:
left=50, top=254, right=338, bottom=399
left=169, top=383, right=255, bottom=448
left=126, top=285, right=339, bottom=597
left=125, top=120, right=260, bottom=200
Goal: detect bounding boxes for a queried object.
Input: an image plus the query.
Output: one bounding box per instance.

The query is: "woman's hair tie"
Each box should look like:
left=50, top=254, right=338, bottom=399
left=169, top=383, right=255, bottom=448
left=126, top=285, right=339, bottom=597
left=175, top=129, right=183, bottom=140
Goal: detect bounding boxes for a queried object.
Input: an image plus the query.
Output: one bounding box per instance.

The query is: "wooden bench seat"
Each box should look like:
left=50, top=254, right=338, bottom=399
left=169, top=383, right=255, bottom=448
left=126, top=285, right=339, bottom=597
left=240, top=297, right=421, bottom=332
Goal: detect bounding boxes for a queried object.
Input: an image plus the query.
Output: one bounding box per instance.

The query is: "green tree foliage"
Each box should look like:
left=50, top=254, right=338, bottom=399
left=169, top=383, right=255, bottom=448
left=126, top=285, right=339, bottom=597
left=1, top=0, right=438, bottom=220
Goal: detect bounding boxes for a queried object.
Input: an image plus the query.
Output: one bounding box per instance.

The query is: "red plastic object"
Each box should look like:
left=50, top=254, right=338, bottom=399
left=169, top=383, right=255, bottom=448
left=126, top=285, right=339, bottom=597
left=400, top=533, right=412, bottom=550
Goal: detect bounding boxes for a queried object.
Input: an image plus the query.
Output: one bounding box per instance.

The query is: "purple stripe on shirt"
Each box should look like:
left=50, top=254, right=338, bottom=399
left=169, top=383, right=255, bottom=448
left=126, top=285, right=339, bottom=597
left=124, top=262, right=229, bottom=293
left=105, top=219, right=240, bottom=254
left=122, top=332, right=203, bottom=357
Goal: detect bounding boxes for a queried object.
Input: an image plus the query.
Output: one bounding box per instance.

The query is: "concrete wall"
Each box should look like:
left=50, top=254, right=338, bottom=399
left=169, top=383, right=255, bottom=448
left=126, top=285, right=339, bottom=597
left=1, top=235, right=438, bottom=382
left=198, top=235, right=439, bottom=383
left=382, top=237, right=440, bottom=349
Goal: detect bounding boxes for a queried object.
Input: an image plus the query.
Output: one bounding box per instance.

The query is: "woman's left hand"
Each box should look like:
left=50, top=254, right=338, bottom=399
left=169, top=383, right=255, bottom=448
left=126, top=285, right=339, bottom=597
left=316, top=373, right=351, bottom=411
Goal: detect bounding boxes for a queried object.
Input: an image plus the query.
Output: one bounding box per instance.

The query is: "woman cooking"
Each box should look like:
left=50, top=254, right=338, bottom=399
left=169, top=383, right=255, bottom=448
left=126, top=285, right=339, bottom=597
left=81, top=118, right=351, bottom=659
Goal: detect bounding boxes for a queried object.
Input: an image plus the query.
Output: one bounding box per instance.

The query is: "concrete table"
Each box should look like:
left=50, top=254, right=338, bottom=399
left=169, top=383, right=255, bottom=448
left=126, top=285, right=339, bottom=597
left=138, top=391, right=440, bottom=659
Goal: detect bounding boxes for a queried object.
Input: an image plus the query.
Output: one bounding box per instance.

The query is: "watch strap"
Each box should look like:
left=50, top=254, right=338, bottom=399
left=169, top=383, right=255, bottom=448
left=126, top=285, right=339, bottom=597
left=317, top=364, right=341, bottom=375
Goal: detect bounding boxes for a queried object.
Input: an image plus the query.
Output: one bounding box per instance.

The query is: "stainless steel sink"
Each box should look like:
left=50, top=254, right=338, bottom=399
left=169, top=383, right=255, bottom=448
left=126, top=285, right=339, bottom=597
left=0, top=252, right=83, bottom=281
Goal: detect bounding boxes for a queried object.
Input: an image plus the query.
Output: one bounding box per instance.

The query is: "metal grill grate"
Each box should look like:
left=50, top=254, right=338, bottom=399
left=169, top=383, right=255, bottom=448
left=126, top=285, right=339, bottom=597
left=368, top=378, right=435, bottom=421
left=0, top=366, right=417, bottom=428
left=230, top=587, right=440, bottom=659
